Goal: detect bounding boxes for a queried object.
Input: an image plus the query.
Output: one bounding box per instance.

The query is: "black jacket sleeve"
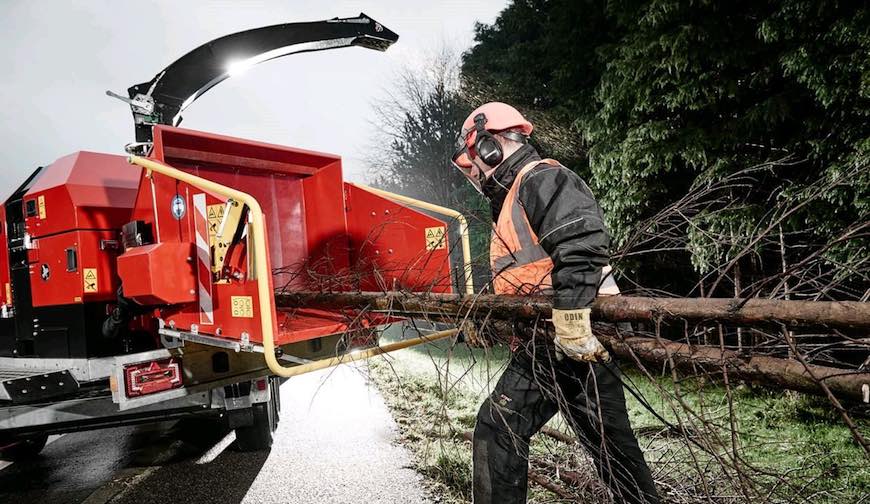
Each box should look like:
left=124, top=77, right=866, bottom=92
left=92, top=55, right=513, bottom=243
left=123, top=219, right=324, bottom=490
left=518, top=163, right=611, bottom=309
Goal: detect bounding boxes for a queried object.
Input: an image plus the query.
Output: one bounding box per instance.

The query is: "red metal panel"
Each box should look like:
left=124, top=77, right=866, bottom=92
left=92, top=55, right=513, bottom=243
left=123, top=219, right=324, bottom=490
left=30, top=230, right=120, bottom=307
left=23, top=186, right=71, bottom=237
left=274, top=309, right=398, bottom=345
left=152, top=126, right=341, bottom=176
left=20, top=151, right=139, bottom=308
left=134, top=126, right=354, bottom=345
left=126, top=180, right=267, bottom=343
left=299, top=162, right=350, bottom=289
left=182, top=165, right=309, bottom=281
left=343, top=184, right=455, bottom=294
left=0, top=206, right=10, bottom=306
left=269, top=175, right=307, bottom=288
left=25, top=152, right=140, bottom=238
left=117, top=242, right=196, bottom=306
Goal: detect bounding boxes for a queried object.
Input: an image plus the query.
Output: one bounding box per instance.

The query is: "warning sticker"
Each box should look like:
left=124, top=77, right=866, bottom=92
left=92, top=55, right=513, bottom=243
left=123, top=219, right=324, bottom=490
left=207, top=203, right=225, bottom=237
left=83, top=268, right=98, bottom=293
left=231, top=296, right=254, bottom=318
left=37, top=195, right=46, bottom=219
left=207, top=203, right=228, bottom=276
left=425, top=226, right=447, bottom=250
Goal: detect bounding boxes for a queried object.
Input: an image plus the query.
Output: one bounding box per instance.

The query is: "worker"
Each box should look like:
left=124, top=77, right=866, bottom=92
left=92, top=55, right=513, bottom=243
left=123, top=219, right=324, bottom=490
left=451, top=102, right=660, bottom=504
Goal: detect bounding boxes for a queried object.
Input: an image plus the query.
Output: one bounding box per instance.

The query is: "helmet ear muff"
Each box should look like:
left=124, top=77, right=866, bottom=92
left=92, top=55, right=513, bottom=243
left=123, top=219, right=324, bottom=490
left=473, top=113, right=503, bottom=167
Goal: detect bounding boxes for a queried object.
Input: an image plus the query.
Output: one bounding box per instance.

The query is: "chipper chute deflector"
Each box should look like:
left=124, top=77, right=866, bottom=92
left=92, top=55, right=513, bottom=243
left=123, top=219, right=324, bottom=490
left=108, top=12, right=400, bottom=143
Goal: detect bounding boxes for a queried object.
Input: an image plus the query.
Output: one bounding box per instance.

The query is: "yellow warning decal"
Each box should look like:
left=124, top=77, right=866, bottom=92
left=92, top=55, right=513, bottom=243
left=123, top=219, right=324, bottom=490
left=230, top=295, right=254, bottom=318
left=207, top=203, right=227, bottom=275
left=207, top=203, right=225, bottom=236
left=37, top=195, right=46, bottom=219
left=425, top=226, right=447, bottom=250
left=4, top=282, right=10, bottom=303
left=83, top=268, right=98, bottom=293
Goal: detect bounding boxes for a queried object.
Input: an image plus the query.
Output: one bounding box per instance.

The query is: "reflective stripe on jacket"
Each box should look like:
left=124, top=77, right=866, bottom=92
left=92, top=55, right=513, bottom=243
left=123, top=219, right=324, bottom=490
left=490, top=159, right=620, bottom=297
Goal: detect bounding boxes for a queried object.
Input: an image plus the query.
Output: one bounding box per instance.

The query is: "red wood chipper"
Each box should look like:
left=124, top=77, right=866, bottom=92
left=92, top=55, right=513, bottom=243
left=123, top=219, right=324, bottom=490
left=0, top=13, right=471, bottom=457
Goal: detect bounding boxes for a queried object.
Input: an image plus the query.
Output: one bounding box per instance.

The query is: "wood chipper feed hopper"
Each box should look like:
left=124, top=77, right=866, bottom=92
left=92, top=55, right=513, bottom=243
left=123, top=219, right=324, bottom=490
left=119, top=125, right=471, bottom=378
left=102, top=11, right=472, bottom=384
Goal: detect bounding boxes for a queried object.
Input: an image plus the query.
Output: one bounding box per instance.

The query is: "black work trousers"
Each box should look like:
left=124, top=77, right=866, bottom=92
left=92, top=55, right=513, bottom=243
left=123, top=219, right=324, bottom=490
left=472, top=341, right=660, bottom=503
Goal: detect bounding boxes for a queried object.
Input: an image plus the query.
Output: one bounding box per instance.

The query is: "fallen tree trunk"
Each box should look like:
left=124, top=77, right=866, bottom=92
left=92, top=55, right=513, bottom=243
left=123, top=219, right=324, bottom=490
left=277, top=291, right=870, bottom=402
left=592, top=326, right=870, bottom=403
left=277, top=291, right=870, bottom=331
left=486, top=322, right=869, bottom=402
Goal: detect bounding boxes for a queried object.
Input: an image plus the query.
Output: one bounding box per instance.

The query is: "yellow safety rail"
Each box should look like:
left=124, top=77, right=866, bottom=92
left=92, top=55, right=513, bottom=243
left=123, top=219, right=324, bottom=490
left=349, top=183, right=474, bottom=295
left=128, top=156, right=460, bottom=377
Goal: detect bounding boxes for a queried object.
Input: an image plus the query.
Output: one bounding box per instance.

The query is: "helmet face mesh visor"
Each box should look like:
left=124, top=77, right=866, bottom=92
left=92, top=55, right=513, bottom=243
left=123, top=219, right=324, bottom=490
left=451, top=145, right=473, bottom=168
left=451, top=130, right=476, bottom=168
left=451, top=136, right=483, bottom=194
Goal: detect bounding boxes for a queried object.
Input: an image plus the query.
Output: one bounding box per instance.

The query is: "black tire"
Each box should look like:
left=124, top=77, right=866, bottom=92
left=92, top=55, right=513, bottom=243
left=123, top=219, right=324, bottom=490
left=1, top=434, right=48, bottom=461
left=234, top=390, right=278, bottom=452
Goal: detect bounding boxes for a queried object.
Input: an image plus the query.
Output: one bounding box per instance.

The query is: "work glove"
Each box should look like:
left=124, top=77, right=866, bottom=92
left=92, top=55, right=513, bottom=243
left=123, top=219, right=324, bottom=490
left=551, top=308, right=610, bottom=363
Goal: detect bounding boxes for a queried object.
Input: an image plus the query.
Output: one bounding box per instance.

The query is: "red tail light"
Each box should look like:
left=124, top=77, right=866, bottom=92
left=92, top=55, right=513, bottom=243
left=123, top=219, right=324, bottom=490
left=124, top=357, right=183, bottom=397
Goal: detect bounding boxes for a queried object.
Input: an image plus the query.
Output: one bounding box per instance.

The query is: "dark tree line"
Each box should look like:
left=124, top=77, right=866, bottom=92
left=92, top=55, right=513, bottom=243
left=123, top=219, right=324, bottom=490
left=370, top=0, right=868, bottom=301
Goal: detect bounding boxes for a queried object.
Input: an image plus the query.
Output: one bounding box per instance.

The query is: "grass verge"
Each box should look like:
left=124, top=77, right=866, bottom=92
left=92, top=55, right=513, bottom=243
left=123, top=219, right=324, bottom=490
left=366, top=326, right=869, bottom=503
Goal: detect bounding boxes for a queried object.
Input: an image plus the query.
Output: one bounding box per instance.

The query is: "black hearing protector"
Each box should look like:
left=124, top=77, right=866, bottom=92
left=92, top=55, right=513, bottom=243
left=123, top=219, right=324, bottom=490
left=473, top=113, right=528, bottom=167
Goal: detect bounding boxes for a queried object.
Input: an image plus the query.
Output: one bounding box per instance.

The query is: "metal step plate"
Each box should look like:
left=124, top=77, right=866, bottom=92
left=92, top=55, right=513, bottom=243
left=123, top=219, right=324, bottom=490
left=0, top=368, right=79, bottom=404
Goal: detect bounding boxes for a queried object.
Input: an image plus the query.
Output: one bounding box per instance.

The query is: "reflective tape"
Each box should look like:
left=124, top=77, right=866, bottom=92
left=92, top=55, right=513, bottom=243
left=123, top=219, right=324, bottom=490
left=193, top=193, right=214, bottom=325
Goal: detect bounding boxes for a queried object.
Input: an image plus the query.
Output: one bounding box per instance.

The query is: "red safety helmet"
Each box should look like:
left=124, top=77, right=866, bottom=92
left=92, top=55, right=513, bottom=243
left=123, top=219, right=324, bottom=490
left=451, top=102, right=533, bottom=193
left=452, top=102, right=533, bottom=169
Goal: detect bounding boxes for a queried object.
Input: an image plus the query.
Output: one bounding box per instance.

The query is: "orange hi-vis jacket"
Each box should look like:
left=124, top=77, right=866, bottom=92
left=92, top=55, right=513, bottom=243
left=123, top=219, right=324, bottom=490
left=490, top=159, right=620, bottom=298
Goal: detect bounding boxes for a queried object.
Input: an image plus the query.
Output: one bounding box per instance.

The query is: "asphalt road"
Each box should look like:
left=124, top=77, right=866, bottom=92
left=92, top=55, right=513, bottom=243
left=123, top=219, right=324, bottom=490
left=0, top=366, right=429, bottom=504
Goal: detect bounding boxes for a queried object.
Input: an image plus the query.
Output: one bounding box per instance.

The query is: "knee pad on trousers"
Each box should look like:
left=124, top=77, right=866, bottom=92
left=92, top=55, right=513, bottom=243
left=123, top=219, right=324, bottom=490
left=474, top=398, right=499, bottom=437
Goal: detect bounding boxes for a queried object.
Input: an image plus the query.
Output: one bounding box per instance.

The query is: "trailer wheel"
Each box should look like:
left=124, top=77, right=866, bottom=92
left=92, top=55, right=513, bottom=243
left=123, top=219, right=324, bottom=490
left=1, top=434, right=48, bottom=461
left=234, top=389, right=278, bottom=452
